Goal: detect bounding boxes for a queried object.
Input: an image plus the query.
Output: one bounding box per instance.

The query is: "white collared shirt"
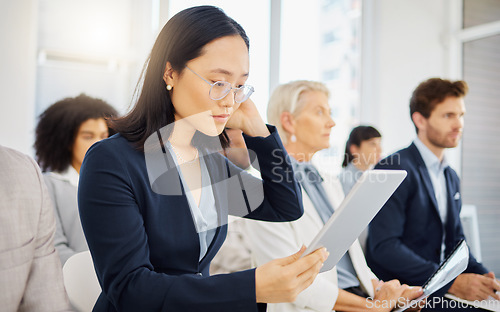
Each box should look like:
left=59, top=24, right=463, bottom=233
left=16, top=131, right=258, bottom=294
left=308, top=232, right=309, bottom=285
left=46, top=165, right=80, bottom=187
left=165, top=142, right=218, bottom=262
left=414, top=138, right=449, bottom=261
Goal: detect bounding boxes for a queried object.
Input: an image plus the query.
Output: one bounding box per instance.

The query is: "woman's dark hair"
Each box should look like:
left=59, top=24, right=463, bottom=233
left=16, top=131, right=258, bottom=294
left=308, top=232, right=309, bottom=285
left=35, top=94, right=118, bottom=172
left=110, top=5, right=249, bottom=151
left=341, top=125, right=382, bottom=167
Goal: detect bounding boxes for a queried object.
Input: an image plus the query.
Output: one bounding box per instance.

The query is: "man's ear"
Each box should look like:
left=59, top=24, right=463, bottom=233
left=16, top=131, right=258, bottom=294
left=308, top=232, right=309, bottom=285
left=163, top=62, right=175, bottom=86
left=280, top=112, right=296, bottom=136
left=412, top=112, right=427, bottom=133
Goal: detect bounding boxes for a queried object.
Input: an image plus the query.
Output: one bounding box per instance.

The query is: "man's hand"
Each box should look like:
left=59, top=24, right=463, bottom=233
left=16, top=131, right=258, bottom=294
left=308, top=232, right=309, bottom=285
left=448, top=272, right=500, bottom=301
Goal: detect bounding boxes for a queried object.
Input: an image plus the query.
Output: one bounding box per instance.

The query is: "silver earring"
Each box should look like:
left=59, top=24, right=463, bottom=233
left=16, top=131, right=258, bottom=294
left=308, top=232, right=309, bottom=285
left=290, top=134, right=297, bottom=143
left=166, top=84, right=172, bottom=91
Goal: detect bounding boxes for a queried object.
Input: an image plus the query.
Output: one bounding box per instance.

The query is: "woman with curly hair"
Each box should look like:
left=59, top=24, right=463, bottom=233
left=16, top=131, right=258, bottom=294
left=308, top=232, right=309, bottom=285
left=34, top=93, right=117, bottom=264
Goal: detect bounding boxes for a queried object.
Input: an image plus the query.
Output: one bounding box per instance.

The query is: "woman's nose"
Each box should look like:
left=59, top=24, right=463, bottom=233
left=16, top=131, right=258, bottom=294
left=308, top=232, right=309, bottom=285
left=220, top=91, right=235, bottom=108
left=327, top=115, right=336, bottom=128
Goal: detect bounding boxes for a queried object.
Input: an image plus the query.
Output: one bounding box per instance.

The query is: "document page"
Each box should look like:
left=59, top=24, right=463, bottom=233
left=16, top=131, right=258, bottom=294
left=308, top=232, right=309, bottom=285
left=393, top=240, right=469, bottom=312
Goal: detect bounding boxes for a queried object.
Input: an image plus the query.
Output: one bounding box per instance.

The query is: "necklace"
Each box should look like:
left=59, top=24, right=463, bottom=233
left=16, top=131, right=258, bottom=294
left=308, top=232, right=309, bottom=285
left=170, top=144, right=199, bottom=164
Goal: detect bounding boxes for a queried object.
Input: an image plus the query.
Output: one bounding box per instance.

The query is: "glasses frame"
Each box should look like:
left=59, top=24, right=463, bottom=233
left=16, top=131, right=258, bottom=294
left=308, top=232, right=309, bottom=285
left=185, top=66, right=254, bottom=103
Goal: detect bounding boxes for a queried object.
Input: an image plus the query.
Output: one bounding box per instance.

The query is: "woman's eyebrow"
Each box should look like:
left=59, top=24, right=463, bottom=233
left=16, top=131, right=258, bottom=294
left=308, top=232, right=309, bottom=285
left=209, top=68, right=249, bottom=78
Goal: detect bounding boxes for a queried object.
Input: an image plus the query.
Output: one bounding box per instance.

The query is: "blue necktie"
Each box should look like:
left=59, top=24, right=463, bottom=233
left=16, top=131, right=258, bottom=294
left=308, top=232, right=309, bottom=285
left=296, top=163, right=335, bottom=224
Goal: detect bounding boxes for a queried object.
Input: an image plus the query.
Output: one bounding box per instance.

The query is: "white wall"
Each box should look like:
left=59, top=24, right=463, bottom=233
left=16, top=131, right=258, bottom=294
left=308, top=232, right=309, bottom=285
left=361, top=0, right=459, bottom=164
left=0, top=0, right=38, bottom=155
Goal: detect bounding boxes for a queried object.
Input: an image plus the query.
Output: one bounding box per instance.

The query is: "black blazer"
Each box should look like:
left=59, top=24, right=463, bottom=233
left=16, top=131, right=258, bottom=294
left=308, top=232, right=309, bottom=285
left=78, top=126, right=303, bottom=312
left=366, top=143, right=487, bottom=296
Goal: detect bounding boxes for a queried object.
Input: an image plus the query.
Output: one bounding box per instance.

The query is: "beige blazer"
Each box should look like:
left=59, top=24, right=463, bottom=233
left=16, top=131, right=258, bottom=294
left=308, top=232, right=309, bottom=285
left=0, top=146, right=71, bottom=312
left=244, top=172, right=377, bottom=312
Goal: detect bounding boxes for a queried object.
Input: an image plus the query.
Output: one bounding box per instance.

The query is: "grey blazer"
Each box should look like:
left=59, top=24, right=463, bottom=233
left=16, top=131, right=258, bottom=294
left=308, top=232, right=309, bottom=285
left=0, top=145, right=71, bottom=312
left=44, top=168, right=88, bottom=265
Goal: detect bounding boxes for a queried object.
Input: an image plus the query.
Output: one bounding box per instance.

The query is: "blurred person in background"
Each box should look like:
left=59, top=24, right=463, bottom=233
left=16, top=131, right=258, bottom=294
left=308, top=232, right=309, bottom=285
left=339, top=125, right=382, bottom=196
left=34, top=93, right=117, bottom=264
left=0, top=145, right=71, bottom=311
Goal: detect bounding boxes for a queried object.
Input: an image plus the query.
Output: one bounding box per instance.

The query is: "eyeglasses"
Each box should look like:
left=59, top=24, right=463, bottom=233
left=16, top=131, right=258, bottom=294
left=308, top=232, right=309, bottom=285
left=185, top=66, right=254, bottom=104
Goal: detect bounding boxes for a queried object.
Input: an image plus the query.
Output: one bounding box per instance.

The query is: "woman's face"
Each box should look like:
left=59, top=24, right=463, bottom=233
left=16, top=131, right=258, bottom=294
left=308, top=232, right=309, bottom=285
left=352, top=137, right=382, bottom=168
left=72, top=118, right=109, bottom=172
left=167, top=35, right=250, bottom=136
left=293, top=90, right=335, bottom=154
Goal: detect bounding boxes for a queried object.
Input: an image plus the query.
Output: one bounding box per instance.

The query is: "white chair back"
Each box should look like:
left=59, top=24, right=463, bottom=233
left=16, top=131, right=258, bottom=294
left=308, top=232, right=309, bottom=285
left=460, top=205, right=482, bottom=262
left=63, top=251, right=101, bottom=312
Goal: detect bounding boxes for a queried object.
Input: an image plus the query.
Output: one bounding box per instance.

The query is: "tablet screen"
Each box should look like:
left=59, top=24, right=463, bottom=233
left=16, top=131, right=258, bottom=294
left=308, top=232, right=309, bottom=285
left=302, top=170, right=407, bottom=272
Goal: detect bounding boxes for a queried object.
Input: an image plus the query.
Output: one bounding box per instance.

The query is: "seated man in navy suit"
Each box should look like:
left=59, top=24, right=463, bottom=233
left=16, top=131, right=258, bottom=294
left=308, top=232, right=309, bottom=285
left=366, top=78, right=500, bottom=311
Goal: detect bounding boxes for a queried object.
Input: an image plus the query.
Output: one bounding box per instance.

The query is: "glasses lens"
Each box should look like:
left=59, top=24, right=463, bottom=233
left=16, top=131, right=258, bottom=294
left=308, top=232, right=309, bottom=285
left=209, top=81, right=232, bottom=100
left=234, top=85, right=254, bottom=103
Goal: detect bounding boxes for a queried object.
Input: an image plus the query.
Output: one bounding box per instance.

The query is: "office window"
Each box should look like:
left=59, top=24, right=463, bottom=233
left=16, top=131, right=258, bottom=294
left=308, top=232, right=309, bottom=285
left=280, top=0, right=362, bottom=175
left=168, top=0, right=271, bottom=119
left=323, top=31, right=338, bottom=44
left=35, top=0, right=155, bottom=116
left=464, top=0, right=500, bottom=28
left=322, top=69, right=340, bottom=81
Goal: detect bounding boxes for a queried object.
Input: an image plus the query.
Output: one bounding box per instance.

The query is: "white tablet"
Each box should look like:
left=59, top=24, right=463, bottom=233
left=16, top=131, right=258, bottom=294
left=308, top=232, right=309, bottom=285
left=302, top=169, right=407, bottom=273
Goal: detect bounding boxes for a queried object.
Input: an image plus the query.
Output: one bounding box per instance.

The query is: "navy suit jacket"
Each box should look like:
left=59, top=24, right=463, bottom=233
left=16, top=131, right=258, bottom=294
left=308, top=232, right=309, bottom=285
left=78, top=126, right=303, bottom=312
left=366, top=143, right=487, bottom=296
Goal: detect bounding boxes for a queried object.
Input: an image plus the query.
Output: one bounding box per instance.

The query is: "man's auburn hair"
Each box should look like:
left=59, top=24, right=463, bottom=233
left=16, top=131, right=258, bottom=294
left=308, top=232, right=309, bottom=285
left=410, top=77, right=468, bottom=132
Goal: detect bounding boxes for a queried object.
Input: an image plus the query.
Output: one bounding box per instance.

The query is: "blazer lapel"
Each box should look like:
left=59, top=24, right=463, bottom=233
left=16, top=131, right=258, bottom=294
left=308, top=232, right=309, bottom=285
left=349, top=240, right=375, bottom=298
left=418, top=165, right=440, bottom=215
left=410, top=144, right=440, bottom=217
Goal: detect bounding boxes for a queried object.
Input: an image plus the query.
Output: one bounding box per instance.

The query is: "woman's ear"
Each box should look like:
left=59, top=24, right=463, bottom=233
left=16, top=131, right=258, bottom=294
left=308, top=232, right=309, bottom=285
left=163, top=62, right=175, bottom=86
left=349, top=144, right=360, bottom=157
left=280, top=111, right=296, bottom=136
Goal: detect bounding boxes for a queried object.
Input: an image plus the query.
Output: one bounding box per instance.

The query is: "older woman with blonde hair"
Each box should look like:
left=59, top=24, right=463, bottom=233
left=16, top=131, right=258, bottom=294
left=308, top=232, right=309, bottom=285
left=244, top=80, right=423, bottom=312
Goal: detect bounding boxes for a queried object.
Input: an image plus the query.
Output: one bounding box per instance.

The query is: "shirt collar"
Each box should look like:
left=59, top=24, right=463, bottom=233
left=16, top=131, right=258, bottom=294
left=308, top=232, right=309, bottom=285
left=414, top=137, right=448, bottom=173
left=346, top=162, right=362, bottom=174
left=57, top=166, right=80, bottom=187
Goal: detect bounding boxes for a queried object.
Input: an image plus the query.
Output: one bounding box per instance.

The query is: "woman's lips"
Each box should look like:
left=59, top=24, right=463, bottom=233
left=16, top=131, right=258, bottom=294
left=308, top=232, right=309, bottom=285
left=212, top=114, right=230, bottom=123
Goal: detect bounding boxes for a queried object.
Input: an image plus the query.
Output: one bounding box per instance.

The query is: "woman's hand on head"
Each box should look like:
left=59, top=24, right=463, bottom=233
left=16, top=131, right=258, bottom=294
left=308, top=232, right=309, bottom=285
left=226, top=98, right=270, bottom=137
left=255, top=246, right=328, bottom=303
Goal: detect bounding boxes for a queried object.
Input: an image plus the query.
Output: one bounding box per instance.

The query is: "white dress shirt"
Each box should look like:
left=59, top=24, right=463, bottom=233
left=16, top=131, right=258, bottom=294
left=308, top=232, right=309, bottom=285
left=414, top=138, right=449, bottom=261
